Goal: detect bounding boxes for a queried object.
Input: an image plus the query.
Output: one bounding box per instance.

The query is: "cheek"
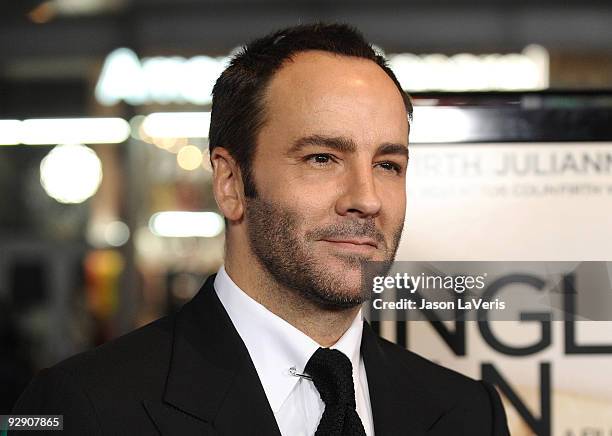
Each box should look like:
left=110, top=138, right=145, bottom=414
left=382, top=188, right=406, bottom=224
left=277, top=179, right=340, bottom=214
left=270, top=190, right=338, bottom=240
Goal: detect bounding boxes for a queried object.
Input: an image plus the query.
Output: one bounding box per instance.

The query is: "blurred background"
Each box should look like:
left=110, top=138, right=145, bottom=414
left=1, top=1, right=612, bottom=434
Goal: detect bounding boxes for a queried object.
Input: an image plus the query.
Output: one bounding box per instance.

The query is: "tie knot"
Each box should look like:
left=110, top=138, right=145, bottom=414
left=304, top=347, right=356, bottom=407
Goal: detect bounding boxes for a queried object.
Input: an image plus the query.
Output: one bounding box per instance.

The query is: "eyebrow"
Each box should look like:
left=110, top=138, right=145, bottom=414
left=288, top=134, right=408, bottom=159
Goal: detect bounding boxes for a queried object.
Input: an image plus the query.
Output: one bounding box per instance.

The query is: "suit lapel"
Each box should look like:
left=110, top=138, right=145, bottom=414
left=145, top=274, right=281, bottom=436
left=146, top=276, right=449, bottom=436
left=361, top=322, right=447, bottom=435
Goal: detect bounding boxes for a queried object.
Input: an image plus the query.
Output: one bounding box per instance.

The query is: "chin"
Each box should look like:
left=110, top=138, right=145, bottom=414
left=322, top=262, right=363, bottom=289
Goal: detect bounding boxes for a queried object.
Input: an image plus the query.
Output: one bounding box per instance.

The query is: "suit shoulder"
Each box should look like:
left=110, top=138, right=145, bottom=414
left=12, top=316, right=177, bottom=433
left=375, top=339, right=510, bottom=435
left=51, top=314, right=175, bottom=393
left=376, top=336, right=488, bottom=400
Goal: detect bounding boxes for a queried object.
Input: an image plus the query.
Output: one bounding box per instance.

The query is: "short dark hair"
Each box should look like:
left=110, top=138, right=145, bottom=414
left=209, top=22, right=412, bottom=197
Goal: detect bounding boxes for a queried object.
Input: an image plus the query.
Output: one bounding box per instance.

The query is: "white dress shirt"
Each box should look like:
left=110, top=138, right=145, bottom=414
left=214, top=266, right=374, bottom=436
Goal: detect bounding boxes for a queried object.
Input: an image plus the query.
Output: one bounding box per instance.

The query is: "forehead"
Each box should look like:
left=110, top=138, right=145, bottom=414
left=260, top=50, right=409, bottom=146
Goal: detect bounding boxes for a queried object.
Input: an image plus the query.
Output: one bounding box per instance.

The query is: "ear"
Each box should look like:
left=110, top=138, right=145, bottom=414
left=210, top=147, right=245, bottom=222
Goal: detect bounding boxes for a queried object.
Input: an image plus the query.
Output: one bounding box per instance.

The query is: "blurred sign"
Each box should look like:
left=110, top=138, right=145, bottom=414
left=95, top=46, right=549, bottom=106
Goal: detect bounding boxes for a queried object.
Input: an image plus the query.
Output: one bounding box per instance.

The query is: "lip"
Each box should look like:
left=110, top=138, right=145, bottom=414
left=321, top=238, right=379, bottom=250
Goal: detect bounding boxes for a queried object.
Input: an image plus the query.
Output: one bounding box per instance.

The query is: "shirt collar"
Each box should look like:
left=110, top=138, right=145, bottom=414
left=213, top=265, right=364, bottom=413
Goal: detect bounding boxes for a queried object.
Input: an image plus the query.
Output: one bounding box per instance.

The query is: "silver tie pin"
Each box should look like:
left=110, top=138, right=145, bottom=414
left=289, top=366, right=313, bottom=380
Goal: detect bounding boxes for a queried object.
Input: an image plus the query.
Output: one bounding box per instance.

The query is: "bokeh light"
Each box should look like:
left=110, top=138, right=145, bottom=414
left=149, top=211, right=224, bottom=238
left=39, top=143, right=103, bottom=204
left=176, top=145, right=203, bottom=170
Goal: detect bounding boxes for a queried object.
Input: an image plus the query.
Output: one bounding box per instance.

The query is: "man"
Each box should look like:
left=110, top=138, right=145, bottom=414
left=12, top=23, right=509, bottom=435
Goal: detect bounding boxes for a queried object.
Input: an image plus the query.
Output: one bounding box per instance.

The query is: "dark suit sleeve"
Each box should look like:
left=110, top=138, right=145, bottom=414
left=427, top=379, right=510, bottom=436
left=480, top=380, right=511, bottom=436
left=9, top=367, right=103, bottom=436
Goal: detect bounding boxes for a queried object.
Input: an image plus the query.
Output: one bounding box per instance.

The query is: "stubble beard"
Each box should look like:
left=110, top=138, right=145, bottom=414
left=244, top=191, right=403, bottom=310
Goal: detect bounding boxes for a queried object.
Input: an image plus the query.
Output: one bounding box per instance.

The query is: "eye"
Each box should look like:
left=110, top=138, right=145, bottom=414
left=305, top=153, right=336, bottom=166
left=376, top=161, right=403, bottom=174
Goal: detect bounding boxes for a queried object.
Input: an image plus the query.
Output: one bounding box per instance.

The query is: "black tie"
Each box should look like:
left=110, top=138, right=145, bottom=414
left=304, top=347, right=367, bottom=436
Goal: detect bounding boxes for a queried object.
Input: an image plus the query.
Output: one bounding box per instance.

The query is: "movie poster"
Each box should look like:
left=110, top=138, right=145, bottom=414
left=393, top=143, right=612, bottom=436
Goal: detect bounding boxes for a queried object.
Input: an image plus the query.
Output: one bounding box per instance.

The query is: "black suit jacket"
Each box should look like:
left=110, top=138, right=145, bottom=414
left=12, top=274, right=510, bottom=435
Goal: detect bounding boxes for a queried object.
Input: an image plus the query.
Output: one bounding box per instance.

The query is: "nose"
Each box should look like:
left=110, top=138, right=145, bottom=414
left=335, top=165, right=382, bottom=219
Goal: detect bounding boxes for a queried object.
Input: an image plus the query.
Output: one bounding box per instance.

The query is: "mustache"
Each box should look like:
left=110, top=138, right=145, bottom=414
left=306, top=220, right=386, bottom=247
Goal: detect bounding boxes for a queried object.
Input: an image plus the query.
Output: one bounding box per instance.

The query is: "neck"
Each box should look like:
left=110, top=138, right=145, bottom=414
left=224, top=244, right=360, bottom=347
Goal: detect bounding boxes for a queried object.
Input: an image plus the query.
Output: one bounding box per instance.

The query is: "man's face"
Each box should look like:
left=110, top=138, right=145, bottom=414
left=245, top=50, right=409, bottom=308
